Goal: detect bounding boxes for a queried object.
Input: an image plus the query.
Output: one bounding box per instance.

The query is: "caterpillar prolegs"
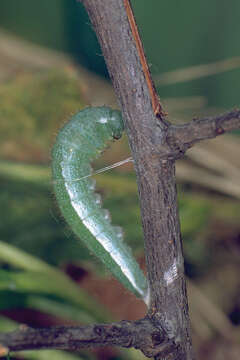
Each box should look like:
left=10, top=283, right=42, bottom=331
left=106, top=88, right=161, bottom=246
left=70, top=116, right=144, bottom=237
left=52, top=107, right=147, bottom=300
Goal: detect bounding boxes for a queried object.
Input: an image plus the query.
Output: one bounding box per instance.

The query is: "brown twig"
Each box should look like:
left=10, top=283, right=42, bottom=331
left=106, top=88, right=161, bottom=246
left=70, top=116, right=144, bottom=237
left=0, top=319, right=175, bottom=358
left=166, top=108, right=240, bottom=157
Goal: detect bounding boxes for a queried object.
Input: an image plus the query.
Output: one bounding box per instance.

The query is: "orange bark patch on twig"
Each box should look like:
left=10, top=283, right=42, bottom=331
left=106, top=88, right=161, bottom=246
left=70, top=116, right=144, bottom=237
left=123, top=0, right=163, bottom=117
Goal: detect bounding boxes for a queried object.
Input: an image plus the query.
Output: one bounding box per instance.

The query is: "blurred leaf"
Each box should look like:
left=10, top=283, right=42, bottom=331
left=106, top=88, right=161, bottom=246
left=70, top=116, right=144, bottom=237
left=19, top=350, right=85, bottom=360
left=179, top=191, right=211, bottom=271
left=155, top=57, right=240, bottom=86
left=0, top=161, right=50, bottom=186
left=26, top=296, right=95, bottom=324
left=0, top=270, right=98, bottom=323
left=0, top=315, right=17, bottom=332
left=179, top=194, right=211, bottom=238
left=0, top=240, right=59, bottom=273
left=0, top=291, right=27, bottom=310
left=0, top=241, right=110, bottom=322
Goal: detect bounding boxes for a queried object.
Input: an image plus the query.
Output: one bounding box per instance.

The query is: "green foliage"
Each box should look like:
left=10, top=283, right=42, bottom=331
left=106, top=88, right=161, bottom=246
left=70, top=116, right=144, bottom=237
left=0, top=69, right=85, bottom=162
left=179, top=192, right=211, bottom=272
left=0, top=240, right=109, bottom=322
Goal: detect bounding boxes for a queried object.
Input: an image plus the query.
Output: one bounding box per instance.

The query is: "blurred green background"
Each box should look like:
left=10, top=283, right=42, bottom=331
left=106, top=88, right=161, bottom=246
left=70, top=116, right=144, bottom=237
left=1, top=0, right=240, bottom=107
left=0, top=1, right=240, bottom=360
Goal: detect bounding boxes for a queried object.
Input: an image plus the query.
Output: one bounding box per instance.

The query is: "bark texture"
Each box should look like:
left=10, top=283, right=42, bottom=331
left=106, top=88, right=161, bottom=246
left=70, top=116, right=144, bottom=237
left=0, top=319, right=174, bottom=358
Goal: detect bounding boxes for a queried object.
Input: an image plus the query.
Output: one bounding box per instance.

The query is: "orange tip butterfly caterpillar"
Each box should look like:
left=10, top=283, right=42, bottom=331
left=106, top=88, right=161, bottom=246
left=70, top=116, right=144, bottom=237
left=52, top=107, right=148, bottom=301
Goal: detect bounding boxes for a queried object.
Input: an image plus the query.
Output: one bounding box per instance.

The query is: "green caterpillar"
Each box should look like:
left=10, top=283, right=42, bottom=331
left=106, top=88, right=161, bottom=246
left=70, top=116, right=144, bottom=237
left=52, top=107, right=147, bottom=300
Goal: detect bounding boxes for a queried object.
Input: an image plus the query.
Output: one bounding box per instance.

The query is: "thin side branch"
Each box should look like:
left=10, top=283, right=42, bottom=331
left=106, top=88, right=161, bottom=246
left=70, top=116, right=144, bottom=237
left=167, top=108, right=240, bottom=157
left=0, top=319, right=175, bottom=358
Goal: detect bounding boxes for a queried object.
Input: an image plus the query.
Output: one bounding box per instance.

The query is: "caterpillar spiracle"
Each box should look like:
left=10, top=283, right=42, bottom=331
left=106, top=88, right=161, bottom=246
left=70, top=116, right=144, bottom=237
left=52, top=107, right=147, bottom=300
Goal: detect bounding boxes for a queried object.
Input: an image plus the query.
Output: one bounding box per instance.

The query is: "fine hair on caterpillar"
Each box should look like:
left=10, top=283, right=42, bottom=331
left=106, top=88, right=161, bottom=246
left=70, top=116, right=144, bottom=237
left=52, top=106, right=147, bottom=301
